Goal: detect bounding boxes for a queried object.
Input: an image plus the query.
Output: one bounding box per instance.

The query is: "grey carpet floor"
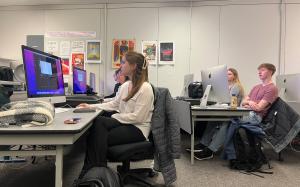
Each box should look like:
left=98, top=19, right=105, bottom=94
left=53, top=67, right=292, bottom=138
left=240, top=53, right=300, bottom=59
left=1, top=133, right=300, bottom=187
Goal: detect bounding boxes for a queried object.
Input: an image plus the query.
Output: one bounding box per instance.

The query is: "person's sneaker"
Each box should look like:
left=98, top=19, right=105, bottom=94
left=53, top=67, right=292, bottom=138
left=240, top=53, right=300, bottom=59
left=186, top=143, right=207, bottom=152
left=194, top=148, right=213, bottom=160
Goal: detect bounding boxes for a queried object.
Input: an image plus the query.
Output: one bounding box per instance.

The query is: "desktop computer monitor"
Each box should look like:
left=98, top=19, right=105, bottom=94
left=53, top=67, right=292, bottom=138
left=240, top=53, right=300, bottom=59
left=276, top=74, right=300, bottom=102
left=73, top=67, right=87, bottom=94
left=89, top=72, right=96, bottom=92
left=200, top=64, right=231, bottom=107
left=182, top=74, right=194, bottom=97
left=22, top=45, right=66, bottom=104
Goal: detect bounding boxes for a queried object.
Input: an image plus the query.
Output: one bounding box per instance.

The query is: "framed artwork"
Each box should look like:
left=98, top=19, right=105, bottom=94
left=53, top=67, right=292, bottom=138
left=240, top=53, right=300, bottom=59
left=142, top=41, right=157, bottom=65
left=112, top=39, right=136, bottom=68
left=159, top=41, right=175, bottom=65
left=86, top=40, right=101, bottom=63
left=71, top=53, right=85, bottom=70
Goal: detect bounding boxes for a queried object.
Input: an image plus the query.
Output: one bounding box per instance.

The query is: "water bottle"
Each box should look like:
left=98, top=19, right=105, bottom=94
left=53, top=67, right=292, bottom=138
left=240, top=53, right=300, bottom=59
left=231, top=94, right=238, bottom=109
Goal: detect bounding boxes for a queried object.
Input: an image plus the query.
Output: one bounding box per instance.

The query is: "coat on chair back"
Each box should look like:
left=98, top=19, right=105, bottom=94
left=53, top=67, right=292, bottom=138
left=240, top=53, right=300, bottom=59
left=262, top=97, right=300, bottom=153
left=151, top=87, right=181, bottom=186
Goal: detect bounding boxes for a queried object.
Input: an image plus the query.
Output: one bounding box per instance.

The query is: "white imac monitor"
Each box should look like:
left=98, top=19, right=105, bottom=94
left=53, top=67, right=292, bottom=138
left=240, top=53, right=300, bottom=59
left=22, top=45, right=66, bottom=104
left=200, top=64, right=231, bottom=107
left=182, top=74, right=194, bottom=97
left=276, top=74, right=300, bottom=102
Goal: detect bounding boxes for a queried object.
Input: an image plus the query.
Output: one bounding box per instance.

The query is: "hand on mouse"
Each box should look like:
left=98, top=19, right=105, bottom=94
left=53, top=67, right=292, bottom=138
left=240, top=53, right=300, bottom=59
left=77, top=103, right=90, bottom=108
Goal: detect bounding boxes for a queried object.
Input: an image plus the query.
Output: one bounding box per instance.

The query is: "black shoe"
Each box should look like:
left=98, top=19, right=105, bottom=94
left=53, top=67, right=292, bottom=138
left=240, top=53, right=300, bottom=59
left=194, top=148, right=213, bottom=161
left=186, top=143, right=207, bottom=152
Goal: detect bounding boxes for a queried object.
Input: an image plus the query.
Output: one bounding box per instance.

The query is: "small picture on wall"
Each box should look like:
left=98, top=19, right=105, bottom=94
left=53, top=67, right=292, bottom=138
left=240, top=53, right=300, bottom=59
left=142, top=41, right=157, bottom=65
left=72, top=53, right=85, bottom=70
left=86, top=40, right=101, bottom=63
left=112, top=39, right=136, bottom=69
left=61, top=58, right=70, bottom=75
left=159, top=41, right=175, bottom=65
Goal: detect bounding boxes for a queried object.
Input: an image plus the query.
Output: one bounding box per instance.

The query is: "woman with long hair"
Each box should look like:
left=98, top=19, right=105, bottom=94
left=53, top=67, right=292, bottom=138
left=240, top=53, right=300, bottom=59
left=227, top=68, right=245, bottom=105
left=77, top=51, right=154, bottom=177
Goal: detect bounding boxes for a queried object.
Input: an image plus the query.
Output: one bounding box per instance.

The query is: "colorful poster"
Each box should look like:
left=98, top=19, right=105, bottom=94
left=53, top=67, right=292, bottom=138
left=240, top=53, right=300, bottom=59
left=61, top=58, right=70, bottom=75
left=112, top=39, right=135, bottom=68
left=86, top=40, right=101, bottom=63
left=72, top=53, right=85, bottom=70
left=159, top=41, right=175, bottom=65
left=142, top=41, right=157, bottom=65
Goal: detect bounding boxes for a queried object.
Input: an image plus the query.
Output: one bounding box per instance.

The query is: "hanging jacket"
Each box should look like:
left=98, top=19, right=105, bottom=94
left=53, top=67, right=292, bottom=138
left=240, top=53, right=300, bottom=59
left=262, top=97, right=300, bottom=153
left=151, top=87, right=181, bottom=186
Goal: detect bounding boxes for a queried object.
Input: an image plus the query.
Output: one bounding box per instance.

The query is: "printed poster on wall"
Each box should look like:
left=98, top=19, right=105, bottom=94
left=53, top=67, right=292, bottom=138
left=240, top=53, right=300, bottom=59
left=142, top=41, right=157, bottom=65
left=159, top=41, right=175, bottom=65
left=46, top=41, right=58, bottom=54
left=86, top=40, right=101, bottom=63
left=61, top=58, right=70, bottom=75
left=72, top=41, right=85, bottom=52
left=112, top=39, right=135, bottom=69
left=72, top=53, right=85, bottom=70
left=60, top=41, right=71, bottom=57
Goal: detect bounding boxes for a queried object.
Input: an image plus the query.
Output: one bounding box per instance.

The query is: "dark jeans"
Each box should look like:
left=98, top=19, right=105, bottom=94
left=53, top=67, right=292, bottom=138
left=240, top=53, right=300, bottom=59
left=83, top=114, right=146, bottom=170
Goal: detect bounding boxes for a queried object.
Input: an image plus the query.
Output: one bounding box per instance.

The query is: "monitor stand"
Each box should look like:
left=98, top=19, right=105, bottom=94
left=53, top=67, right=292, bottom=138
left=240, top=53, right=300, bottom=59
left=200, top=85, right=211, bottom=107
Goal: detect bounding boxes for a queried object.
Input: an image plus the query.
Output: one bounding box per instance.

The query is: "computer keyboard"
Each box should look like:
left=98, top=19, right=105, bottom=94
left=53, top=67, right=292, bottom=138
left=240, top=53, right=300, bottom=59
left=73, top=108, right=96, bottom=113
left=66, top=95, right=102, bottom=100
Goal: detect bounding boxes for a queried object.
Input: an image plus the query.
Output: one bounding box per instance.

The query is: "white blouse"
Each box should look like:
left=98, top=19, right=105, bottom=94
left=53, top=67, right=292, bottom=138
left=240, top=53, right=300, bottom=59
left=92, top=81, right=154, bottom=138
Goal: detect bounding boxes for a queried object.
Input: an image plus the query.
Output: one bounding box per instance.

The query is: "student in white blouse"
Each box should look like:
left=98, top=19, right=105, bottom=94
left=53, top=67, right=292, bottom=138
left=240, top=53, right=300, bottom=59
left=77, top=52, right=154, bottom=177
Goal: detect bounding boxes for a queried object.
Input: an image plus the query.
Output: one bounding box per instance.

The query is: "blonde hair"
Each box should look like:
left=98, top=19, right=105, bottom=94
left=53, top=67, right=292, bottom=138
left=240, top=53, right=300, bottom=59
left=228, top=68, right=245, bottom=97
left=123, top=52, right=149, bottom=102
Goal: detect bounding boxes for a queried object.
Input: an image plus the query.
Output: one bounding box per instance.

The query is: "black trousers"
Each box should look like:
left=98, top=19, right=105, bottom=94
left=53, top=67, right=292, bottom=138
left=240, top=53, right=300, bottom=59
left=83, top=113, right=146, bottom=170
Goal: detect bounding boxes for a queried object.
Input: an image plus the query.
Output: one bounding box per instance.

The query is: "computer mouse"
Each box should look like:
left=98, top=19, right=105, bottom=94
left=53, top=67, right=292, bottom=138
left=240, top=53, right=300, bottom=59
left=221, top=103, right=229, bottom=107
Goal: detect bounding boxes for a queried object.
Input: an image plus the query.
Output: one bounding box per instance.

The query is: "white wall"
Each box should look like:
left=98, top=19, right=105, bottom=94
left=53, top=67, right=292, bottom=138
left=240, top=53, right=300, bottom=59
left=1, top=1, right=300, bottom=96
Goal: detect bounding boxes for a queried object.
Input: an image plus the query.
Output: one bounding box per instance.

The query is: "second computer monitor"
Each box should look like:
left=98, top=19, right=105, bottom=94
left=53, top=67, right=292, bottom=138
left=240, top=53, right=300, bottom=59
left=276, top=73, right=300, bottom=102
left=89, top=72, right=96, bottom=92
left=200, top=64, right=230, bottom=106
left=73, top=67, right=87, bottom=94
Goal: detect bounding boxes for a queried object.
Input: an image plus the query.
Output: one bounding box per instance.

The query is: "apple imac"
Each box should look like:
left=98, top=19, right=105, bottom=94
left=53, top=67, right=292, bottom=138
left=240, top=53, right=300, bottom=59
left=200, top=64, right=231, bottom=107
left=89, top=72, right=96, bottom=92
left=73, top=67, right=87, bottom=94
left=182, top=74, right=194, bottom=97
left=22, top=45, right=66, bottom=104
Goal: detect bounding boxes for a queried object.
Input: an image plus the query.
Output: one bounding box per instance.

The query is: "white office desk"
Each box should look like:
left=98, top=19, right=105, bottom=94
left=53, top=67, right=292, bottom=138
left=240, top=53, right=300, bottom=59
left=0, top=109, right=102, bottom=187
left=190, top=106, right=250, bottom=164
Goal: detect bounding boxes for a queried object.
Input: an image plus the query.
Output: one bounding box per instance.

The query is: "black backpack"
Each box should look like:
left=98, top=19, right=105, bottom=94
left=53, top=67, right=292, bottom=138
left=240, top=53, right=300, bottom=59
left=188, top=82, right=203, bottom=98
left=0, top=66, right=14, bottom=107
left=75, top=167, right=122, bottom=187
left=230, top=127, right=273, bottom=176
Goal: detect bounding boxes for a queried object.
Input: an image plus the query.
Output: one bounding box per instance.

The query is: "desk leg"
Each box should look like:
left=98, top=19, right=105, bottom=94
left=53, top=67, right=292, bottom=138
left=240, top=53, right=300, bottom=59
left=55, top=145, right=64, bottom=187
left=191, top=117, right=195, bottom=165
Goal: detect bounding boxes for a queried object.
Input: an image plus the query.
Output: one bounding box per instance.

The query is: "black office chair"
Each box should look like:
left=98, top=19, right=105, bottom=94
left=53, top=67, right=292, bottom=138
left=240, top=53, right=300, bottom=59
left=107, top=136, right=157, bottom=186
left=107, top=85, right=158, bottom=186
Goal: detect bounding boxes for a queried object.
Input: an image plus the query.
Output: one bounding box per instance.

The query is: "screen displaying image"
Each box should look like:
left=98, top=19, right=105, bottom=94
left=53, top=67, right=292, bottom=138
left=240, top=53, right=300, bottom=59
left=22, top=45, right=65, bottom=98
left=73, top=67, right=87, bottom=94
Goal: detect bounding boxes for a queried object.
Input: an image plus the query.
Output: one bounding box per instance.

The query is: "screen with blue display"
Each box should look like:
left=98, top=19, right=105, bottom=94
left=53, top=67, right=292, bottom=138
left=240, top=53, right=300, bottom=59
left=73, top=67, right=87, bottom=94
left=22, top=45, right=65, bottom=98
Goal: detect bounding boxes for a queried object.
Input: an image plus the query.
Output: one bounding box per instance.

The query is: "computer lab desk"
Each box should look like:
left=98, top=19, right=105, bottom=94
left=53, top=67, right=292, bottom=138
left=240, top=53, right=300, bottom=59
left=0, top=109, right=102, bottom=187
left=190, top=106, right=251, bottom=164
